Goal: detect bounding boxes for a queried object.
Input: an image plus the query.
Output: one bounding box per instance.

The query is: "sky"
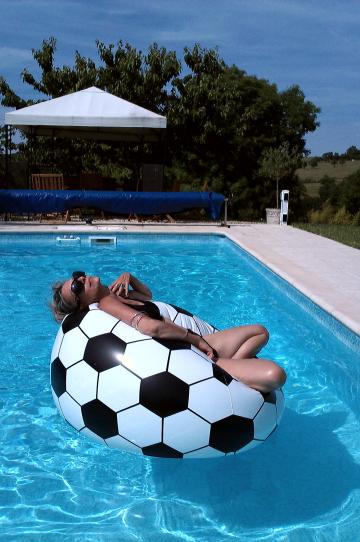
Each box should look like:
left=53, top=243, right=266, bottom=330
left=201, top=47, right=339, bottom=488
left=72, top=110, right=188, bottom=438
left=0, top=0, right=359, bottom=156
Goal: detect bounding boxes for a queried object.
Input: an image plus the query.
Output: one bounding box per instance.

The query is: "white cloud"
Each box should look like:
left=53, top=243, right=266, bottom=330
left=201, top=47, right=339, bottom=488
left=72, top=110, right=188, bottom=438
left=0, top=47, right=32, bottom=69
left=234, top=0, right=360, bottom=25
left=156, top=29, right=225, bottom=44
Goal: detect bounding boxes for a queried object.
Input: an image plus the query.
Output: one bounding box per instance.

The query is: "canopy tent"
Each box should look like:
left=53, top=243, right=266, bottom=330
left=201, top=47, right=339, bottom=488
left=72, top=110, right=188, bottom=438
left=2, top=88, right=226, bottom=221
left=5, top=86, right=166, bottom=141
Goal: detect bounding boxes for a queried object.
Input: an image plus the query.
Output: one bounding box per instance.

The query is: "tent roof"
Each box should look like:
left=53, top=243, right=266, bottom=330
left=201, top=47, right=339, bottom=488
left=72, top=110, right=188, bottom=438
left=5, top=87, right=166, bottom=141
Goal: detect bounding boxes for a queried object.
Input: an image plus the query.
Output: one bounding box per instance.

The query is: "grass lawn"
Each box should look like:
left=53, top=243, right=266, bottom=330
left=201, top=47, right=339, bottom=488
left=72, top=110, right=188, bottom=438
left=293, top=223, right=360, bottom=250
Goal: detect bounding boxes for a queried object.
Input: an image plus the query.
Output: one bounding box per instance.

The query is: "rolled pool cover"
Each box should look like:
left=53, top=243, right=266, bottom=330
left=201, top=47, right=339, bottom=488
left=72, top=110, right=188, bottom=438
left=50, top=303, right=284, bottom=458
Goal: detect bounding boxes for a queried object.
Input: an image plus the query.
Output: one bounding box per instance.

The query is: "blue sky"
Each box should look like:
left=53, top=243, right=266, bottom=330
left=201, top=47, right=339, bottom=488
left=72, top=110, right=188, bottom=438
left=0, top=0, right=359, bottom=155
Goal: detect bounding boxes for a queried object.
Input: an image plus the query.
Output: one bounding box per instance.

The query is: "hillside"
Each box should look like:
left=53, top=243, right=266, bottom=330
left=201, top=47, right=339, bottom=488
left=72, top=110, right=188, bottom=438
left=297, top=160, right=360, bottom=183
left=297, top=160, right=360, bottom=198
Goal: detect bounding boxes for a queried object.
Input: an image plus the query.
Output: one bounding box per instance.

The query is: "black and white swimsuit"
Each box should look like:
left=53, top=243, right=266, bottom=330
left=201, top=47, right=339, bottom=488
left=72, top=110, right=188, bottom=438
left=121, top=299, right=217, bottom=337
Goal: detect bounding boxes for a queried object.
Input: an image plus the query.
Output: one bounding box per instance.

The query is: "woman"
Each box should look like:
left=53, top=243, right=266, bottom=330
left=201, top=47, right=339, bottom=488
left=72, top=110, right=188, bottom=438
left=51, top=271, right=286, bottom=393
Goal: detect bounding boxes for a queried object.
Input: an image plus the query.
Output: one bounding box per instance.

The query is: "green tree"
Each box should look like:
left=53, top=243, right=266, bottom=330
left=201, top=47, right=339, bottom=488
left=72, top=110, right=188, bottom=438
left=318, top=175, right=337, bottom=205
left=339, top=169, right=360, bottom=214
left=0, top=37, right=320, bottom=218
left=0, top=37, right=180, bottom=179
left=258, top=143, right=303, bottom=208
left=278, top=85, right=320, bottom=153
left=345, top=145, right=360, bottom=161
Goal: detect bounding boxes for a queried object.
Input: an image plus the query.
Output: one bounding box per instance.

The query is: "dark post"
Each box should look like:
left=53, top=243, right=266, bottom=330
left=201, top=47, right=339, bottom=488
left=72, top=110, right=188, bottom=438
left=160, top=130, right=166, bottom=192
left=27, top=126, right=34, bottom=189
left=5, top=124, right=9, bottom=189
left=51, top=128, right=55, bottom=172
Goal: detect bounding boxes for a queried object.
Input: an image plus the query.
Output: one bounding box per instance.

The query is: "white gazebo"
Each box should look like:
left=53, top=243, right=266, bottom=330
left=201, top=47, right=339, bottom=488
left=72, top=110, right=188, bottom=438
left=1, top=89, right=226, bottom=221
left=4, top=86, right=167, bottom=190
left=5, top=86, right=166, bottom=141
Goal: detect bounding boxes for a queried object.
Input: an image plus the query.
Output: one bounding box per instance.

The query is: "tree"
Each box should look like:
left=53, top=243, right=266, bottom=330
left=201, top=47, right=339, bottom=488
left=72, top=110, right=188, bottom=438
left=339, top=169, right=360, bottom=214
left=318, top=175, right=337, bottom=205
left=0, top=37, right=181, bottom=180
left=258, top=143, right=303, bottom=208
left=0, top=37, right=320, bottom=218
left=345, top=145, right=360, bottom=161
left=278, top=85, right=320, bottom=154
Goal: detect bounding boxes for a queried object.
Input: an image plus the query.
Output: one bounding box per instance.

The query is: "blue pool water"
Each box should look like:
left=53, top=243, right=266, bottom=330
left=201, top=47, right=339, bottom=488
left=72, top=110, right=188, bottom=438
left=0, top=233, right=359, bottom=541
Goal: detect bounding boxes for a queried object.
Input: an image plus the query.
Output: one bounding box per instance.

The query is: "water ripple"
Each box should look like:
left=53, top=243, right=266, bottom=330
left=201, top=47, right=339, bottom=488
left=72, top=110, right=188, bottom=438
left=0, top=235, right=359, bottom=541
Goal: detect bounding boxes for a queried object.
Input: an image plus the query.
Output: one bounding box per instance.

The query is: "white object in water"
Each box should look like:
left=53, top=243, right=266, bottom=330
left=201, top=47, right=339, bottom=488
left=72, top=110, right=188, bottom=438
left=51, top=304, right=285, bottom=459
left=55, top=235, right=81, bottom=245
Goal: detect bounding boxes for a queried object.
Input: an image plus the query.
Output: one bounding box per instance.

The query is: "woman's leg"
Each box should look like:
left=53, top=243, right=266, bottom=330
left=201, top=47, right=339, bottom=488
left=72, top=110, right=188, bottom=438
left=216, top=357, right=287, bottom=393
left=203, top=325, right=286, bottom=392
left=204, top=325, right=269, bottom=360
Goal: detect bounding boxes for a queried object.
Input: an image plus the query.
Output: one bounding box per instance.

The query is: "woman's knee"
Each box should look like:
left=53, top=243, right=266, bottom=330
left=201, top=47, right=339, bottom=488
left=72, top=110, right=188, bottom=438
left=265, top=362, right=287, bottom=390
left=254, top=324, right=269, bottom=345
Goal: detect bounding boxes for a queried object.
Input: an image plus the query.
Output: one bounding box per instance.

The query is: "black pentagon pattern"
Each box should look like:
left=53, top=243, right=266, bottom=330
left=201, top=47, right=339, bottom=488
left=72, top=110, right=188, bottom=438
left=84, top=333, right=126, bottom=371
left=210, top=415, right=254, bottom=453
left=261, top=390, right=277, bottom=405
left=51, top=357, right=66, bottom=397
left=140, top=372, right=189, bottom=417
left=212, top=363, right=233, bottom=385
left=170, top=304, right=194, bottom=317
left=62, top=308, right=89, bottom=333
left=153, top=338, right=191, bottom=351
left=142, top=442, right=183, bottom=458
left=82, top=399, right=118, bottom=439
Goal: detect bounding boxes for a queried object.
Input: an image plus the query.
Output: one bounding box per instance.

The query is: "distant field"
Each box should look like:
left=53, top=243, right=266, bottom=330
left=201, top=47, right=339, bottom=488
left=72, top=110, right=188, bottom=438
left=293, top=223, right=360, bottom=250
left=297, top=160, right=360, bottom=182
left=297, top=159, right=360, bottom=198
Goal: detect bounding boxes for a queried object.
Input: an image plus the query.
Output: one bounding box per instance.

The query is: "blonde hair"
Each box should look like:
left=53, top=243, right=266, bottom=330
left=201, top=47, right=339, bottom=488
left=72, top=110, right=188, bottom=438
left=50, top=281, right=79, bottom=323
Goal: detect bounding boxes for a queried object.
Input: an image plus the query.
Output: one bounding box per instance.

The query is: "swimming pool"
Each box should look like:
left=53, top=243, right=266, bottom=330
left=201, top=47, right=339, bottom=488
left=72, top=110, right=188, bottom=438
left=0, top=233, right=359, bottom=541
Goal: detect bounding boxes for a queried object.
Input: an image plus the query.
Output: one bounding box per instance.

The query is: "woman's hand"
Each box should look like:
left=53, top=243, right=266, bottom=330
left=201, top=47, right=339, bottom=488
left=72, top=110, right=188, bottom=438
left=99, top=296, right=217, bottom=362
left=109, top=272, right=131, bottom=297
left=187, top=330, right=218, bottom=362
left=109, top=272, right=152, bottom=300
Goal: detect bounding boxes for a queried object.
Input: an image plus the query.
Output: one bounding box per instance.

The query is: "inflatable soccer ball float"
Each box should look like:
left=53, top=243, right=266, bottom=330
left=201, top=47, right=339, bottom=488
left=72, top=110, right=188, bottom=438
left=51, top=303, right=285, bottom=459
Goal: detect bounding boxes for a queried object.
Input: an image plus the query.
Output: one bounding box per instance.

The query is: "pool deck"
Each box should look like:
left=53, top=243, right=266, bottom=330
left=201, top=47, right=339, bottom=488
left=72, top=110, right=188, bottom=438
left=1, top=221, right=359, bottom=335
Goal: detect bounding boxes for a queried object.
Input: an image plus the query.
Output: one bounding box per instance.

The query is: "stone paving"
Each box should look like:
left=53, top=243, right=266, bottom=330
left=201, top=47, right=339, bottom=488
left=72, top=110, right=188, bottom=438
left=1, top=221, right=359, bottom=335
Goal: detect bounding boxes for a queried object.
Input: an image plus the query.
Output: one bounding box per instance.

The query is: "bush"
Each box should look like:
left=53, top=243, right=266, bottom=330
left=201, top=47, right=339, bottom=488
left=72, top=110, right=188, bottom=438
left=308, top=202, right=336, bottom=224
left=339, top=169, right=360, bottom=214
left=352, top=210, right=360, bottom=226
left=330, top=206, right=353, bottom=225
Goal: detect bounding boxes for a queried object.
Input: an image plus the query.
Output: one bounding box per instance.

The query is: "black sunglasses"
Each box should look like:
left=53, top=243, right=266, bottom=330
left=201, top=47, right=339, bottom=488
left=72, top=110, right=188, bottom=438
left=71, top=271, right=86, bottom=298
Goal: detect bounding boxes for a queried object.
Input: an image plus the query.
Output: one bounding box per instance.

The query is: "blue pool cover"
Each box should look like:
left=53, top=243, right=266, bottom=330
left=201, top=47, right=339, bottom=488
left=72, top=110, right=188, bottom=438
left=0, top=190, right=225, bottom=220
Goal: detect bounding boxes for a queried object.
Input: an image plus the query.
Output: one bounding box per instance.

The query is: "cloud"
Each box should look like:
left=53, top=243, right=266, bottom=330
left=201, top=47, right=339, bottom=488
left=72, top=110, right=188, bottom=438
left=0, top=0, right=358, bottom=153
left=0, top=47, right=33, bottom=69
left=156, top=29, right=226, bottom=45
left=235, top=0, right=360, bottom=24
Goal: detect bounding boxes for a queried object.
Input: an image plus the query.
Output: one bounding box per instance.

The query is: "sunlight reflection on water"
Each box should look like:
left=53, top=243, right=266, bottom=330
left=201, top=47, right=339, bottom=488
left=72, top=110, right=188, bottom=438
left=0, top=233, right=359, bottom=541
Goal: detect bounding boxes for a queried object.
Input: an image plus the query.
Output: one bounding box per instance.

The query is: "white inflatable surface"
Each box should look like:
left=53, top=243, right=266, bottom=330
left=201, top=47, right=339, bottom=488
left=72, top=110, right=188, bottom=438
left=51, top=304, right=285, bottom=458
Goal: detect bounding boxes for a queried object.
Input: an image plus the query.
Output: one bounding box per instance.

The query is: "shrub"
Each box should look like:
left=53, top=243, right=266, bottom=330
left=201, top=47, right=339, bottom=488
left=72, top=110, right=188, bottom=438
left=308, top=202, right=336, bottom=224
left=330, top=206, right=353, bottom=225
left=352, top=210, right=360, bottom=226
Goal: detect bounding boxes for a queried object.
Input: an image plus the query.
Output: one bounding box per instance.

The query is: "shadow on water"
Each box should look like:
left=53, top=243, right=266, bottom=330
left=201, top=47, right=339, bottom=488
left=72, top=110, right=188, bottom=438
left=150, top=408, right=360, bottom=529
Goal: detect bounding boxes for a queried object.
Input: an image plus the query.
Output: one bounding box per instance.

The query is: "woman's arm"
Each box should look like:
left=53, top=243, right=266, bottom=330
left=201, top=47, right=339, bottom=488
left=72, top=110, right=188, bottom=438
left=99, top=294, right=216, bottom=360
left=109, top=272, right=152, bottom=300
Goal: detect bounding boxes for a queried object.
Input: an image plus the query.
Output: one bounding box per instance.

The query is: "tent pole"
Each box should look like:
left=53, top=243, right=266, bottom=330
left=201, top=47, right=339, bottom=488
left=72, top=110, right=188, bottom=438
left=138, top=136, right=145, bottom=192
left=27, top=126, right=36, bottom=188
left=3, top=125, right=9, bottom=221
left=9, top=126, right=12, bottom=187
left=5, top=124, right=9, bottom=189
left=161, top=131, right=167, bottom=192
left=51, top=128, right=55, bottom=172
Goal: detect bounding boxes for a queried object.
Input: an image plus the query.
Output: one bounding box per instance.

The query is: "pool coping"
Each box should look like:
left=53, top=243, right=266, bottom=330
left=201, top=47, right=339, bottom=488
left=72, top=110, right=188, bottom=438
left=0, top=221, right=359, bottom=336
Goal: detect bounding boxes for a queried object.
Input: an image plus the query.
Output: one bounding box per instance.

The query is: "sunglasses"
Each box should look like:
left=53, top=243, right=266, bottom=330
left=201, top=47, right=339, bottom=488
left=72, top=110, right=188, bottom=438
left=71, top=270, right=86, bottom=298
